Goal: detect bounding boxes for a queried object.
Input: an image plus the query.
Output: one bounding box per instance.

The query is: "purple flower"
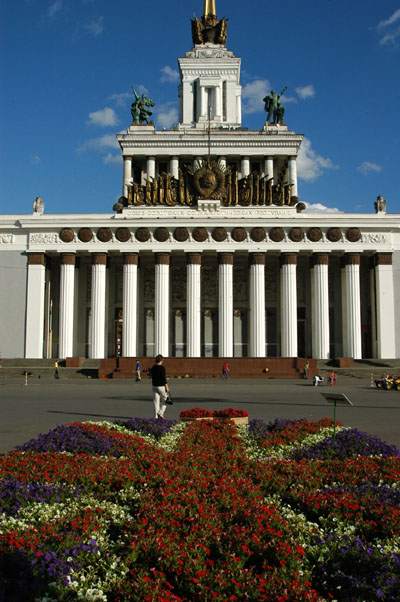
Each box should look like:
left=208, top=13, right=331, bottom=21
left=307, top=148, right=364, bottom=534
left=0, top=479, right=82, bottom=517
left=16, top=424, right=125, bottom=457
left=114, top=417, right=178, bottom=439
left=290, top=429, right=400, bottom=460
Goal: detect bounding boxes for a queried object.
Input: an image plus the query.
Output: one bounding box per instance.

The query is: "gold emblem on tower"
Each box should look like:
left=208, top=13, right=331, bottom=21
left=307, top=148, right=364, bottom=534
left=191, top=0, right=228, bottom=46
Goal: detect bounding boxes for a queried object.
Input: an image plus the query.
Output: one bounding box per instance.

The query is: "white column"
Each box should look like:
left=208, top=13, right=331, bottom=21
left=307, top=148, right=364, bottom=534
left=288, top=156, right=298, bottom=198
left=236, top=92, right=242, bottom=125
left=241, top=156, right=250, bottom=178
left=25, top=253, right=46, bottom=358
left=215, top=85, right=222, bottom=119
left=90, top=253, right=107, bottom=359
left=311, top=254, right=330, bottom=359
left=249, top=253, right=266, bottom=357
left=170, top=156, right=179, bottom=179
left=155, top=253, right=170, bottom=357
left=200, top=86, right=207, bottom=117
left=146, top=156, right=155, bottom=181
left=264, top=156, right=274, bottom=182
left=122, top=253, right=138, bottom=357
left=280, top=253, right=297, bottom=357
left=59, top=253, right=76, bottom=359
left=374, top=253, right=396, bottom=359
left=218, top=253, right=233, bottom=357
left=343, top=254, right=362, bottom=359
left=123, top=155, right=132, bottom=197
left=187, top=253, right=202, bottom=357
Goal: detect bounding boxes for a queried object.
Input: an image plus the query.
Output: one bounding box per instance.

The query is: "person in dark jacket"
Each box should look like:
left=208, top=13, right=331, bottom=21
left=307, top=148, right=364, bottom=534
left=150, top=354, right=169, bottom=419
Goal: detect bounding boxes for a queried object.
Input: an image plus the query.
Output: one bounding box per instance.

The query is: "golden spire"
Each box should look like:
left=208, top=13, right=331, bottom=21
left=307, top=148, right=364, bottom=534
left=203, top=0, right=216, bottom=18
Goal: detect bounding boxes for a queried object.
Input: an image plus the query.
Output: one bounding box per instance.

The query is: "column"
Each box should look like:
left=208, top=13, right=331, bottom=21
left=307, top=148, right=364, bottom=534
left=241, top=156, right=250, bottom=178
left=200, top=86, right=207, bottom=117
left=90, top=253, right=107, bottom=359
left=342, top=253, right=362, bottom=359
left=122, top=253, right=139, bottom=357
left=25, top=253, right=46, bottom=358
left=215, top=85, right=221, bottom=119
left=123, top=155, right=132, bottom=197
left=155, top=253, right=170, bottom=357
left=218, top=253, right=233, bottom=357
left=264, top=156, right=274, bottom=182
left=186, top=253, right=202, bottom=357
left=374, top=253, right=396, bottom=359
left=170, top=156, right=179, bottom=179
left=288, top=156, right=298, bottom=198
left=59, top=253, right=76, bottom=359
left=280, top=253, right=297, bottom=357
left=249, top=253, right=266, bottom=357
left=146, top=156, right=155, bottom=181
left=311, top=253, right=330, bottom=359
left=236, top=92, right=242, bottom=124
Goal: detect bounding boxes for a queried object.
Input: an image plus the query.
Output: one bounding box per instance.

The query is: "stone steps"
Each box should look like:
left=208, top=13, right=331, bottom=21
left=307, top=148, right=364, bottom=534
left=0, top=359, right=99, bottom=379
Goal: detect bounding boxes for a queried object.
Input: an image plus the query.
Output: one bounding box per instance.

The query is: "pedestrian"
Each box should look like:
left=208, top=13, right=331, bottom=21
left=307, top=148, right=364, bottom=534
left=136, top=360, right=141, bottom=381
left=54, top=360, right=59, bottom=379
left=222, top=362, right=230, bottom=379
left=149, top=354, right=169, bottom=419
left=303, top=361, right=309, bottom=379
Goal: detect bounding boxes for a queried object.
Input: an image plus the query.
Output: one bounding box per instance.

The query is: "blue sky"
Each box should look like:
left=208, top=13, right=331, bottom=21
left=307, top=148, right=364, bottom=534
left=1, top=0, right=399, bottom=215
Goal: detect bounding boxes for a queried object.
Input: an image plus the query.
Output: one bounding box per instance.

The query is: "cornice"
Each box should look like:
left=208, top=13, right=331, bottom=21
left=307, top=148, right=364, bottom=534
left=118, top=139, right=304, bottom=152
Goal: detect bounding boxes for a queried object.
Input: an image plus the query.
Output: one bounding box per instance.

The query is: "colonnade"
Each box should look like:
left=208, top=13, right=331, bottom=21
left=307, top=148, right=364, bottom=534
left=24, top=251, right=396, bottom=360
left=122, top=155, right=298, bottom=198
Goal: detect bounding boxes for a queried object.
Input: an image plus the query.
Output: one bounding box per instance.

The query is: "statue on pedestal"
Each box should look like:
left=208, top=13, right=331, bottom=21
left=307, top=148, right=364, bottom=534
left=130, top=88, right=155, bottom=124
left=263, top=87, right=287, bottom=124
left=374, top=195, right=387, bottom=214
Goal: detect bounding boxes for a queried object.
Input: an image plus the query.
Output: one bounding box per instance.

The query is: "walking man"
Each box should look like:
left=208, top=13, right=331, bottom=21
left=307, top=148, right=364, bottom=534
left=149, top=355, right=169, bottom=419
left=222, top=362, right=230, bottom=379
left=54, top=360, right=59, bottom=379
left=136, top=360, right=141, bottom=381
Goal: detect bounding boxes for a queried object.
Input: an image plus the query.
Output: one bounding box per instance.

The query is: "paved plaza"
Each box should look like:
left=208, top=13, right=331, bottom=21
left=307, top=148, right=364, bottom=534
left=1, top=375, right=399, bottom=453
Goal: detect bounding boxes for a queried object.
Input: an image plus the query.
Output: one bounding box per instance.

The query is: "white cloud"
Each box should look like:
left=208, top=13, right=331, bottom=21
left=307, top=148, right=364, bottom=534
left=303, top=202, right=343, bottom=213
left=280, top=94, right=297, bottom=104
left=377, top=9, right=400, bottom=30
left=160, top=65, right=179, bottom=83
left=77, top=133, right=119, bottom=153
left=82, top=16, right=104, bottom=36
left=242, top=79, right=270, bottom=114
left=110, top=92, right=131, bottom=107
left=295, top=85, right=315, bottom=100
left=87, top=107, right=119, bottom=127
left=154, top=103, right=178, bottom=129
left=31, top=155, right=41, bottom=165
left=377, top=9, right=400, bottom=45
left=135, top=84, right=149, bottom=96
left=297, top=137, right=338, bottom=182
left=48, top=0, right=62, bottom=18
left=357, top=161, right=382, bottom=174
left=104, top=153, right=122, bottom=165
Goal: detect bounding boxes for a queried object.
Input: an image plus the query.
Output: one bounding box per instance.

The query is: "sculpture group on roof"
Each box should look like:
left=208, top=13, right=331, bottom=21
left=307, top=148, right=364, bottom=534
left=263, top=87, right=287, bottom=124
left=130, top=88, right=155, bottom=125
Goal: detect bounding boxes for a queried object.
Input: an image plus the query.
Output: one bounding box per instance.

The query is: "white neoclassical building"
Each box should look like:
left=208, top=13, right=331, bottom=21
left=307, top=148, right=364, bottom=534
left=1, top=1, right=399, bottom=363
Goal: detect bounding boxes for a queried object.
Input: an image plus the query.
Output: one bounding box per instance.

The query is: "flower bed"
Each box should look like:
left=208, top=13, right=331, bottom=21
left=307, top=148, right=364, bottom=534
left=0, top=417, right=399, bottom=601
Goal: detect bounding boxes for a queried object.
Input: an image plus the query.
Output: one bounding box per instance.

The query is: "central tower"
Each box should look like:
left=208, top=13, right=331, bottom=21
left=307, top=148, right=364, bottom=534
left=178, top=1, right=241, bottom=128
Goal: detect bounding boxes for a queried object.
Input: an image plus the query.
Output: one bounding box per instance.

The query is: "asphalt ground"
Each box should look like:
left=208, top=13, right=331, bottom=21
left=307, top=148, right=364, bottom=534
left=1, top=376, right=400, bottom=453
